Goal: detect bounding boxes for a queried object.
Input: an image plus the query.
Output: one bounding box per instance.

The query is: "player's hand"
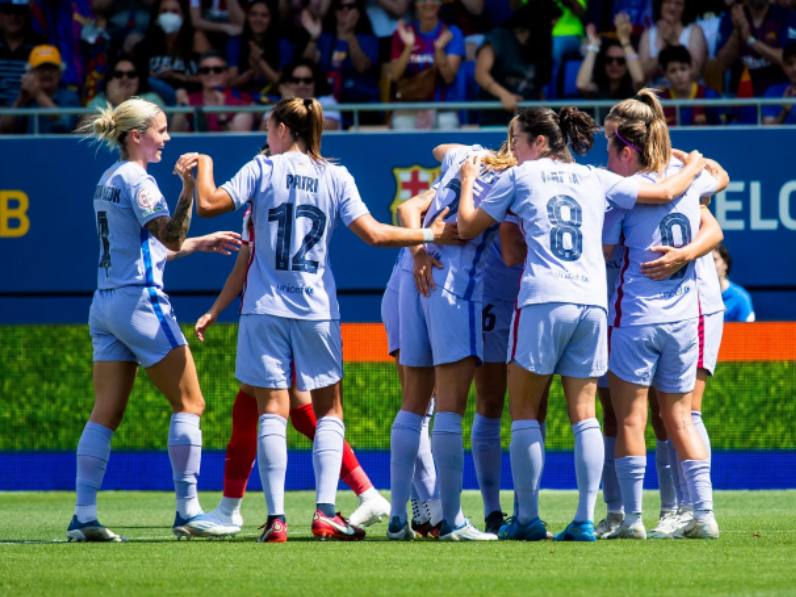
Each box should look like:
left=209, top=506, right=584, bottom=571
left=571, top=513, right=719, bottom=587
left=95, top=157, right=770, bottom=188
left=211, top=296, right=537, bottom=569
left=413, top=249, right=442, bottom=296
left=641, top=245, right=690, bottom=280
left=195, top=311, right=217, bottom=342
left=174, top=152, right=199, bottom=184
left=459, top=155, right=481, bottom=182
left=428, top=207, right=463, bottom=245
left=192, top=231, right=242, bottom=255
left=683, top=149, right=705, bottom=172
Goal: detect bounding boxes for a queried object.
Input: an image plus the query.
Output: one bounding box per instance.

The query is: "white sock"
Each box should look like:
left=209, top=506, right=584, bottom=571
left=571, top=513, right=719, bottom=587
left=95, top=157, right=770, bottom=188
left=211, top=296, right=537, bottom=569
left=472, top=413, right=503, bottom=517
left=602, top=436, right=623, bottom=514
left=615, top=455, right=646, bottom=518
left=168, top=413, right=203, bottom=519
left=313, top=416, right=345, bottom=507
left=257, top=414, right=287, bottom=516
left=75, top=421, right=113, bottom=523
left=390, top=410, right=422, bottom=524
left=510, top=419, right=543, bottom=525
left=656, top=440, right=677, bottom=513
left=572, top=418, right=604, bottom=523
left=431, top=412, right=465, bottom=528
left=218, top=496, right=242, bottom=516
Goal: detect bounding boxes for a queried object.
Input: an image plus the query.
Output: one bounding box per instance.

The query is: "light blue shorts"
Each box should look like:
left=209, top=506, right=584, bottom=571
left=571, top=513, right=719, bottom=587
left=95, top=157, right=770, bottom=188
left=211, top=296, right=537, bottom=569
left=398, top=271, right=483, bottom=368
left=699, top=311, right=723, bottom=376
left=508, top=302, right=608, bottom=378
left=482, top=299, right=514, bottom=364
left=89, top=286, right=186, bottom=368
left=597, top=327, right=614, bottom=389
left=236, top=314, right=342, bottom=391
left=381, top=286, right=400, bottom=356
left=609, top=318, right=698, bottom=394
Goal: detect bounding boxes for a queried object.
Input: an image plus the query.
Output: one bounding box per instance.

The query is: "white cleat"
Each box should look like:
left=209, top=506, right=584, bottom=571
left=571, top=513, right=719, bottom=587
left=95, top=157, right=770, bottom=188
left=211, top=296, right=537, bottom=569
left=348, top=489, right=391, bottom=528
left=386, top=518, right=416, bottom=541
left=603, top=519, right=647, bottom=540
left=440, top=520, right=498, bottom=541
left=184, top=508, right=243, bottom=537
left=681, top=513, right=720, bottom=539
left=648, top=511, right=681, bottom=539
left=595, top=512, right=624, bottom=539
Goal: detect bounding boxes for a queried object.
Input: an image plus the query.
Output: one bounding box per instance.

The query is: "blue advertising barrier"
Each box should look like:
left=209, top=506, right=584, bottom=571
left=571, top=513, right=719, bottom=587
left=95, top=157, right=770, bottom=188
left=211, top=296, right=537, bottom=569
left=1, top=128, right=795, bottom=323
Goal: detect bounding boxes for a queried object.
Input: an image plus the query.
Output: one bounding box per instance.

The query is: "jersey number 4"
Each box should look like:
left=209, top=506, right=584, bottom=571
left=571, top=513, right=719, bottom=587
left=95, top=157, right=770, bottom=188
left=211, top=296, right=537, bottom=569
left=268, top=203, right=327, bottom=274
left=97, top=211, right=111, bottom=274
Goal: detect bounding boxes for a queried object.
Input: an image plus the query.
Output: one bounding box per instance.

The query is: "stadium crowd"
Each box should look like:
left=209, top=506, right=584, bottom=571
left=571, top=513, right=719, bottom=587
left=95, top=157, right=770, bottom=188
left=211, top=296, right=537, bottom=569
left=1, top=0, right=795, bottom=132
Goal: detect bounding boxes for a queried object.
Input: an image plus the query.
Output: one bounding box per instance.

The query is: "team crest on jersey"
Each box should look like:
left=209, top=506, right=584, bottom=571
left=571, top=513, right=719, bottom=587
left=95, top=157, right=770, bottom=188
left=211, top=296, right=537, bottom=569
left=389, top=164, right=440, bottom=225
left=136, top=187, right=162, bottom=215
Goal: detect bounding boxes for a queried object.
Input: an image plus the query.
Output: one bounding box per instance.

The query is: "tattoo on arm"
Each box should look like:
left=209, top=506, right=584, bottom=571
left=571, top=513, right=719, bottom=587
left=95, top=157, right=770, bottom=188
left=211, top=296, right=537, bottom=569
left=145, top=187, right=194, bottom=249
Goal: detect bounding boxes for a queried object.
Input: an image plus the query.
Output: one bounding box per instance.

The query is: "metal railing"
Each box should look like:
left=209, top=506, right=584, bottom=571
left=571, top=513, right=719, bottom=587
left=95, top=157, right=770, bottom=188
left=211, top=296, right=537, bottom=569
left=1, top=97, right=795, bottom=134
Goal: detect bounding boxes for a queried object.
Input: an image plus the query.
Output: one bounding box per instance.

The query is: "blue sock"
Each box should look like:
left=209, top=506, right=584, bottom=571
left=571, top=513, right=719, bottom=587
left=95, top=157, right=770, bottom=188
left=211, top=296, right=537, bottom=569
left=602, top=436, right=623, bottom=513
left=572, top=418, right=603, bottom=523
left=472, top=413, right=502, bottom=517
left=681, top=459, right=713, bottom=514
left=412, top=409, right=438, bottom=502
left=668, top=440, right=688, bottom=508
left=390, top=410, right=422, bottom=524
left=431, top=411, right=465, bottom=528
left=313, top=416, right=344, bottom=508
left=656, top=440, right=677, bottom=513
left=510, top=419, right=543, bottom=525
left=75, top=421, right=113, bottom=523
left=168, top=413, right=202, bottom=519
left=615, top=455, right=646, bottom=522
left=257, top=414, right=287, bottom=517
left=691, top=411, right=712, bottom=463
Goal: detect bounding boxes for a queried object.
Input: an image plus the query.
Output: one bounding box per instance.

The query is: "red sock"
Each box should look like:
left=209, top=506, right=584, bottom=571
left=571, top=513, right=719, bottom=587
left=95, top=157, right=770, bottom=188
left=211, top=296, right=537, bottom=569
left=223, top=390, right=259, bottom=499
left=290, top=403, right=373, bottom=495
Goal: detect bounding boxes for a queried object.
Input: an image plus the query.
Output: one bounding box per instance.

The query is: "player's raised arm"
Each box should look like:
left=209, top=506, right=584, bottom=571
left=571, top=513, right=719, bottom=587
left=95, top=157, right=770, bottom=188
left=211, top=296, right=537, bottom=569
left=195, top=154, right=236, bottom=216
left=456, top=155, right=499, bottom=239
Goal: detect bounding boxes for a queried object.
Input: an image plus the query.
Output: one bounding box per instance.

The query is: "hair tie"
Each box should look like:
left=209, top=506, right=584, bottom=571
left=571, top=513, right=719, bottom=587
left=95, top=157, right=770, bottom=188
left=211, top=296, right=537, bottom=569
left=303, top=98, right=313, bottom=109
left=614, top=128, right=642, bottom=154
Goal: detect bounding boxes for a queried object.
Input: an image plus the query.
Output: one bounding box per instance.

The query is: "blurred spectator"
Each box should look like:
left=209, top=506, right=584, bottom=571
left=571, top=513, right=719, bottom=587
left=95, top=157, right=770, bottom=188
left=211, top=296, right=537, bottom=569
left=713, top=0, right=795, bottom=98
left=227, top=0, right=289, bottom=98
left=693, top=0, right=732, bottom=59
left=260, top=58, right=342, bottom=129
left=190, top=0, right=244, bottom=53
left=551, top=0, right=587, bottom=96
left=658, top=44, right=720, bottom=125
left=439, top=0, right=485, bottom=39
left=105, top=0, right=153, bottom=54
left=388, top=0, right=465, bottom=129
left=366, top=0, right=409, bottom=63
left=172, top=50, right=253, bottom=131
left=317, top=0, right=379, bottom=103
left=134, top=0, right=199, bottom=104
left=763, top=41, right=796, bottom=124
left=0, top=0, right=41, bottom=106
left=586, top=0, right=653, bottom=34
left=714, top=243, right=756, bottom=322
left=0, top=44, right=80, bottom=133
left=475, top=4, right=557, bottom=123
left=576, top=15, right=645, bottom=99
left=639, top=0, right=707, bottom=82
left=279, top=0, right=331, bottom=62
left=85, top=54, right=163, bottom=113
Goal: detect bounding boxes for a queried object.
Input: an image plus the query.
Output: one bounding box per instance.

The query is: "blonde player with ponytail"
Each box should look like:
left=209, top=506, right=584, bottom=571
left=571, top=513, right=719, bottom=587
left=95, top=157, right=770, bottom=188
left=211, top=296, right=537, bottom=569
left=602, top=89, right=728, bottom=540
left=193, top=97, right=458, bottom=542
left=69, top=98, right=238, bottom=542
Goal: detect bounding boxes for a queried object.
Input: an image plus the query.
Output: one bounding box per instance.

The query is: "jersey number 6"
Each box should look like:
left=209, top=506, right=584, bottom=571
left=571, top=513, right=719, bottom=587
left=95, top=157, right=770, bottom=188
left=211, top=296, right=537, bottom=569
left=268, top=203, right=327, bottom=274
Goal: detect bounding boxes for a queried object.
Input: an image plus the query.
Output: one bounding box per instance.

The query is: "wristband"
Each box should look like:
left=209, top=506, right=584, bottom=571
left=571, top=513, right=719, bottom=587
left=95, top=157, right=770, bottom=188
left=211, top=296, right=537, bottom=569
left=586, top=43, right=600, bottom=54
left=421, top=228, right=434, bottom=242
left=746, top=35, right=758, bottom=46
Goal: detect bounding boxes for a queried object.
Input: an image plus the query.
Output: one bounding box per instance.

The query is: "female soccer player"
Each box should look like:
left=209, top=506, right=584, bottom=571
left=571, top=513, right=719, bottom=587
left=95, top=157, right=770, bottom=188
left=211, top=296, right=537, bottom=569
left=184, top=207, right=392, bottom=538
left=455, top=105, right=705, bottom=542
left=193, top=97, right=457, bottom=542
left=601, top=90, right=725, bottom=540
left=69, top=97, right=237, bottom=542
left=388, top=140, right=517, bottom=542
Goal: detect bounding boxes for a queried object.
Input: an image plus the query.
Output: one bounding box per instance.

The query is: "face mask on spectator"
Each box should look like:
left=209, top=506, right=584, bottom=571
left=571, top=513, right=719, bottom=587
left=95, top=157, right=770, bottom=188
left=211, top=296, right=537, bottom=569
left=157, top=12, right=183, bottom=34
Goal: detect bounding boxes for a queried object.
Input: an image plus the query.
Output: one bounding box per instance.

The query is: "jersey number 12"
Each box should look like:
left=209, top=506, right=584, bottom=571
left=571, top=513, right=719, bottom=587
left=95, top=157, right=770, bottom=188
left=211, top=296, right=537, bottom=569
left=268, top=203, right=327, bottom=273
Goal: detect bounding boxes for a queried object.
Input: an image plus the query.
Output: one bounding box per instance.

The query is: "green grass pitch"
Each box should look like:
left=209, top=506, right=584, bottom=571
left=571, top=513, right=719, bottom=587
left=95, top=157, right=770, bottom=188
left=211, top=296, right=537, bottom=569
left=1, top=490, right=794, bottom=596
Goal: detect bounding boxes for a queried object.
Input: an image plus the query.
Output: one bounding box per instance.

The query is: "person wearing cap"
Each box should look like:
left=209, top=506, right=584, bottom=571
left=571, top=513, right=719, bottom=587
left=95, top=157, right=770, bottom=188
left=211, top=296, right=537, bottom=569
left=0, top=43, right=81, bottom=133
left=0, top=0, right=42, bottom=107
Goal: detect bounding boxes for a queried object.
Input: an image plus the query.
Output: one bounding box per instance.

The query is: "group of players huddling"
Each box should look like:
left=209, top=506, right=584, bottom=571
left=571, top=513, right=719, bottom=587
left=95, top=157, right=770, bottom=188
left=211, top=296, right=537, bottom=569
left=67, top=87, right=726, bottom=543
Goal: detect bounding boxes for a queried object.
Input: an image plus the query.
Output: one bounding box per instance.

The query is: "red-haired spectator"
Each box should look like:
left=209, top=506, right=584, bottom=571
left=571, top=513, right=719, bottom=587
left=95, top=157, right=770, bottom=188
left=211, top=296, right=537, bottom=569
left=388, top=0, right=465, bottom=129
left=639, top=0, right=708, bottom=82
left=172, top=50, right=253, bottom=131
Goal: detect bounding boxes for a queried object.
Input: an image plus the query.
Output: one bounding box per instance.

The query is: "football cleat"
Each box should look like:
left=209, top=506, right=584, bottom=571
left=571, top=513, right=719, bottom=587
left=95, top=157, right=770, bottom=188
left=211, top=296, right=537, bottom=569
left=603, top=518, right=647, bottom=540
left=66, top=515, right=124, bottom=542
left=681, top=513, right=719, bottom=539
left=554, top=520, right=597, bottom=542
left=184, top=508, right=242, bottom=538
left=311, top=510, right=365, bottom=541
left=347, top=490, right=391, bottom=528
left=595, top=512, right=624, bottom=539
left=258, top=518, right=288, bottom=543
left=484, top=511, right=507, bottom=535
left=172, top=512, right=204, bottom=539
left=648, top=511, right=682, bottom=539
left=498, top=516, right=548, bottom=541
left=386, top=516, right=416, bottom=540
left=439, top=519, right=498, bottom=541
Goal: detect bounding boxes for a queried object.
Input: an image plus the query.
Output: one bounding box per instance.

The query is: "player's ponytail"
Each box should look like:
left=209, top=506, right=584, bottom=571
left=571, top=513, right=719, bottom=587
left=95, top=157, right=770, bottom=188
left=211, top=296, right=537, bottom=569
left=514, top=107, right=596, bottom=162
left=605, top=88, right=671, bottom=173
left=77, top=97, right=163, bottom=159
left=271, top=97, right=325, bottom=162
left=483, top=115, right=518, bottom=171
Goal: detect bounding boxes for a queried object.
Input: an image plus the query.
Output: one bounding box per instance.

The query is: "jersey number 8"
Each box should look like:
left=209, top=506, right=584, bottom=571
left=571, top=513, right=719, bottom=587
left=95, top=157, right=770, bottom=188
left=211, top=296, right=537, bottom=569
left=547, top=195, right=583, bottom=262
